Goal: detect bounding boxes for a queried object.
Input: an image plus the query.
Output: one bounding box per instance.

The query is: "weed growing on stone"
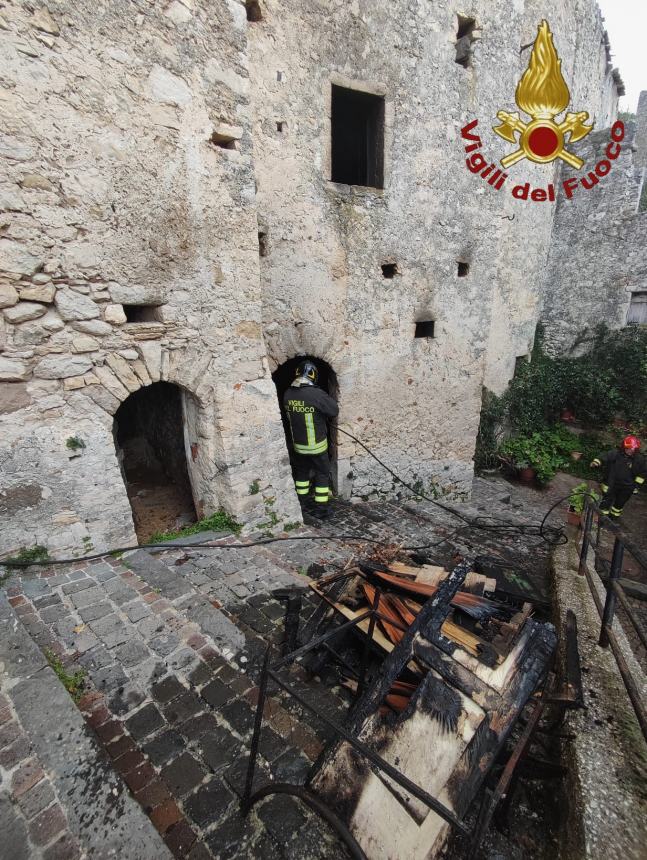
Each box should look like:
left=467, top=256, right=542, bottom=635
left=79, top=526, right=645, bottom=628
left=65, top=436, right=86, bottom=451
left=282, top=521, right=300, bottom=532
left=149, top=509, right=241, bottom=543
left=2, top=545, right=50, bottom=573
left=248, top=479, right=260, bottom=495
left=45, top=649, right=86, bottom=702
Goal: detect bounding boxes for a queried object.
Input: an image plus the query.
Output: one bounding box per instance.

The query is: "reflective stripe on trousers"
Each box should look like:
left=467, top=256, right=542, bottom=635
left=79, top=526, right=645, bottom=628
left=314, top=485, right=329, bottom=504
left=295, top=479, right=310, bottom=496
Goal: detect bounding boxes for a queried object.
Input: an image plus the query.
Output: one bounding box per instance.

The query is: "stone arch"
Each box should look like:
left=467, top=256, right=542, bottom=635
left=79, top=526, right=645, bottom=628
left=271, top=355, right=340, bottom=493
left=113, top=381, right=201, bottom=541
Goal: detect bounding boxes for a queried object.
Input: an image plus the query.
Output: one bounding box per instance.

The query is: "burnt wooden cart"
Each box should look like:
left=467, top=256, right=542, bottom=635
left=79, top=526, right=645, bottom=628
left=242, top=558, right=582, bottom=860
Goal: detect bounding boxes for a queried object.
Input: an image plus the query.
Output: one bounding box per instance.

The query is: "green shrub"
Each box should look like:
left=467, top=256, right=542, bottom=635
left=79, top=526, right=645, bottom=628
left=475, top=324, right=647, bottom=474
left=568, top=482, right=599, bottom=514
left=500, top=428, right=571, bottom=484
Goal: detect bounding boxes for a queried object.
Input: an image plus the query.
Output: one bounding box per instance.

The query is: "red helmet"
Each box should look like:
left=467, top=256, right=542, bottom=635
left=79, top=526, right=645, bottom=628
left=623, top=435, right=641, bottom=451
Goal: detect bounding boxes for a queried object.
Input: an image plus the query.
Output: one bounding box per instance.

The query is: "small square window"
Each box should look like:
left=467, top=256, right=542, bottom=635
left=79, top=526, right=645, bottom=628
left=627, top=292, right=647, bottom=325
left=331, top=85, right=385, bottom=189
left=381, top=263, right=398, bottom=278
left=415, top=321, right=435, bottom=338
left=210, top=131, right=237, bottom=150
left=457, top=261, right=469, bottom=277
left=124, top=305, right=161, bottom=323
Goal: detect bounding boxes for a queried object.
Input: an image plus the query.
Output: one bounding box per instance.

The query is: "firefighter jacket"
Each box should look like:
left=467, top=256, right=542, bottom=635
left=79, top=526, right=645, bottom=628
left=283, top=382, right=339, bottom=455
left=592, top=449, right=647, bottom=490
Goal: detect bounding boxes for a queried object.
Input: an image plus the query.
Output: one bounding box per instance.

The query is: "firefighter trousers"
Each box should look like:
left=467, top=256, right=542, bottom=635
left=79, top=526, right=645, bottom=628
left=599, top=483, right=634, bottom=518
left=291, top=451, right=331, bottom=505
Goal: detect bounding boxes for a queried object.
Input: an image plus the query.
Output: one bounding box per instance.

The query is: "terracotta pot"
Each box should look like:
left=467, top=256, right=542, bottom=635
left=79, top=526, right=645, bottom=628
left=567, top=509, right=582, bottom=528
left=519, top=467, right=536, bottom=483
left=570, top=451, right=582, bottom=461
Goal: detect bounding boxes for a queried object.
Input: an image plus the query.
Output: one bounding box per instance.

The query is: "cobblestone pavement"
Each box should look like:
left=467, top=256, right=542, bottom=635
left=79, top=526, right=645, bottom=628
left=0, top=478, right=567, bottom=859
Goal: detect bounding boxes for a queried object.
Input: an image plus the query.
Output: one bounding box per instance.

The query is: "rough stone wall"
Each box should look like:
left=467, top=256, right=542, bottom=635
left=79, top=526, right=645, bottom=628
left=540, top=118, right=647, bottom=355
left=0, top=0, right=300, bottom=558
left=248, top=0, right=621, bottom=499
left=0, top=0, right=628, bottom=556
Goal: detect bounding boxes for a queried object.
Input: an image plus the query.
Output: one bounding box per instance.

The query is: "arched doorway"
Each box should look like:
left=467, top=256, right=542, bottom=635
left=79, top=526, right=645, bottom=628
left=272, top=356, right=339, bottom=493
left=113, top=382, right=197, bottom=542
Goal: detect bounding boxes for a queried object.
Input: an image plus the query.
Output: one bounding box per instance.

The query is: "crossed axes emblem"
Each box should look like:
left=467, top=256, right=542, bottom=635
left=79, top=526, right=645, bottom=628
left=493, top=111, right=593, bottom=169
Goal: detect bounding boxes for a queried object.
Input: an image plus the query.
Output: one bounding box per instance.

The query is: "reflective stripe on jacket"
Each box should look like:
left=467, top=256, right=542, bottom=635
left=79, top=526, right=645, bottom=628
left=283, top=384, right=338, bottom=455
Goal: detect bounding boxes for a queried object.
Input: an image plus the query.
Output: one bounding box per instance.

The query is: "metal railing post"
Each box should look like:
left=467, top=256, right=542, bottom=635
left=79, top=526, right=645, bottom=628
left=578, top=500, right=593, bottom=577
left=599, top=536, right=624, bottom=648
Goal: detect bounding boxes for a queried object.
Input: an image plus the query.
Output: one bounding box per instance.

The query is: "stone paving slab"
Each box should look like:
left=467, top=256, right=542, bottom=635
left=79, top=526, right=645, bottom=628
left=0, top=479, right=565, bottom=859
left=0, top=595, right=171, bottom=860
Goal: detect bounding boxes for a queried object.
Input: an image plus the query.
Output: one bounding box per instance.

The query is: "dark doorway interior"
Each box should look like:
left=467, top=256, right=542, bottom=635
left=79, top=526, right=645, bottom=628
left=272, top=356, right=339, bottom=492
left=114, top=382, right=196, bottom=542
left=331, top=84, right=385, bottom=188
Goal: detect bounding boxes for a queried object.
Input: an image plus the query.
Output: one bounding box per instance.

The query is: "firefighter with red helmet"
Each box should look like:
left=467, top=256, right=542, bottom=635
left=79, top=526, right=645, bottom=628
left=283, top=360, right=338, bottom=518
left=590, top=435, right=646, bottom=518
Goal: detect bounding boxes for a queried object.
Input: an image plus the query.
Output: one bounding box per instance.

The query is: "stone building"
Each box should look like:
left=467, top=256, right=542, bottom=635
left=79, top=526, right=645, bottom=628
left=0, top=0, right=633, bottom=557
left=541, top=116, right=647, bottom=352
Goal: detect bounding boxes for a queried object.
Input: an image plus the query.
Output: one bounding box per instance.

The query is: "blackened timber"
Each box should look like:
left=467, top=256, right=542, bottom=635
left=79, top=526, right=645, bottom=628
left=346, top=559, right=471, bottom=734
left=412, top=638, right=501, bottom=708
left=267, top=669, right=470, bottom=833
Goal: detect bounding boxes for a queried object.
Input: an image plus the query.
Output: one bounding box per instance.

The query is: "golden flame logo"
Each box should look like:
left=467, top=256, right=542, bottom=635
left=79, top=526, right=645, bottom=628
left=493, top=20, right=593, bottom=169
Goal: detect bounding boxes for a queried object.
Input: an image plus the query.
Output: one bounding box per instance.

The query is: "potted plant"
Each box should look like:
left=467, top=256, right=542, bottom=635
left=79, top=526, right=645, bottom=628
left=567, top=482, right=599, bottom=527
left=499, top=433, right=568, bottom=485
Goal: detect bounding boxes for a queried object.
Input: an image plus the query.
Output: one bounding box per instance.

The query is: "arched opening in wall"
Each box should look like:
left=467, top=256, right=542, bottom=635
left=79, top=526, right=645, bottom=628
left=113, top=382, right=197, bottom=543
left=272, top=356, right=339, bottom=493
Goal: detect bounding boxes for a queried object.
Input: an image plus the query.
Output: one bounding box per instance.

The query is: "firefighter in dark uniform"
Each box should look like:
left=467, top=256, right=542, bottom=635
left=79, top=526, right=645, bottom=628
left=283, top=360, right=338, bottom=518
left=591, top=435, right=646, bottom=518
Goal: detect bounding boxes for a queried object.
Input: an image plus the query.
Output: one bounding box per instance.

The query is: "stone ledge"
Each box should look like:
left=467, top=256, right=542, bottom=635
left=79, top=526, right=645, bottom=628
left=552, top=540, right=647, bottom=860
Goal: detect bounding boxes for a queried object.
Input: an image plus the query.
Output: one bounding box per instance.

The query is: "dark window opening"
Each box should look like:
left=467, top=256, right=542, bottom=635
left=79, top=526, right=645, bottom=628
left=331, top=84, right=385, bottom=189
left=277, top=71, right=283, bottom=82
left=455, top=16, right=476, bottom=68
left=514, top=355, right=529, bottom=375
left=210, top=131, right=237, bottom=150
left=114, top=382, right=197, bottom=543
left=258, top=231, right=268, bottom=257
left=381, top=263, right=398, bottom=278
left=124, top=305, right=162, bottom=323
left=457, top=261, right=470, bottom=277
left=627, top=292, right=647, bottom=325
left=276, top=121, right=285, bottom=133
left=272, top=356, right=339, bottom=492
left=415, top=321, right=435, bottom=338
left=639, top=177, right=647, bottom=212
left=245, top=0, right=262, bottom=22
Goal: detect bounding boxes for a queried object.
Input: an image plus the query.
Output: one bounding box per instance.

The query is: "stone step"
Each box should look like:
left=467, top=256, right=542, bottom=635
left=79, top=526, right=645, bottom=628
left=0, top=595, right=172, bottom=860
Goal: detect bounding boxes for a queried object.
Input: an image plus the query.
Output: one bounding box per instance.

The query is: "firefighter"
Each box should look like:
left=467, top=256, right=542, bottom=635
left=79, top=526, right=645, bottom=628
left=590, top=435, right=646, bottom=518
left=283, top=360, right=338, bottom=519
